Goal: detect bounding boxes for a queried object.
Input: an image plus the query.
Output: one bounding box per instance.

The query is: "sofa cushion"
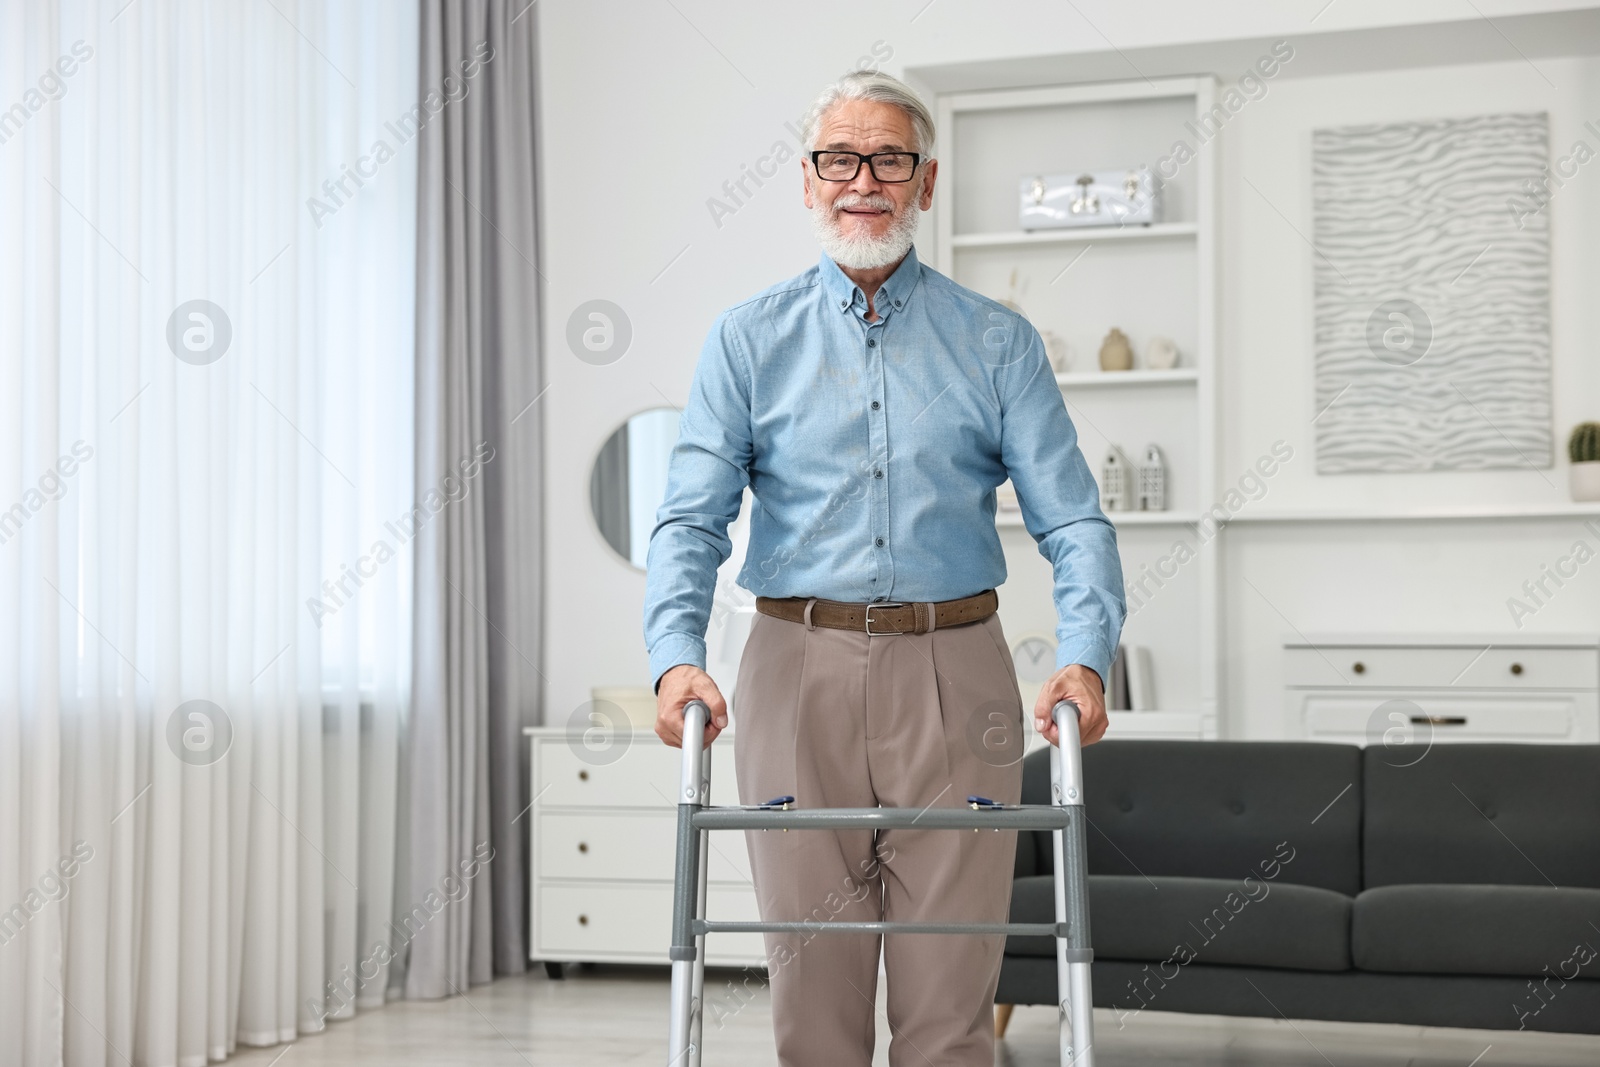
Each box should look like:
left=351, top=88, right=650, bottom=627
left=1363, top=743, right=1600, bottom=889
left=1008, top=873, right=1353, bottom=972
left=1015, top=740, right=1364, bottom=896
left=1353, top=884, right=1600, bottom=979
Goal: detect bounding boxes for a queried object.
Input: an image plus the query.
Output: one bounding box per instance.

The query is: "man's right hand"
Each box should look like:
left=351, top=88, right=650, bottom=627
left=654, top=664, right=729, bottom=749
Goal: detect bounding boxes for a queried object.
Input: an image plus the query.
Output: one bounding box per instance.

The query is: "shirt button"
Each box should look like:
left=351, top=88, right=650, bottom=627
left=871, top=400, right=880, bottom=410
left=875, top=537, right=885, bottom=547
left=874, top=468, right=883, bottom=478
left=840, top=300, right=848, bottom=308
left=867, top=338, right=876, bottom=347
left=894, top=299, right=902, bottom=308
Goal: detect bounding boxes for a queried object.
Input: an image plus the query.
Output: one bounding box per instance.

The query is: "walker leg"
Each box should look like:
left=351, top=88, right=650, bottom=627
left=667, top=699, right=709, bottom=1066
left=1051, top=700, right=1096, bottom=1067
left=688, top=742, right=711, bottom=1066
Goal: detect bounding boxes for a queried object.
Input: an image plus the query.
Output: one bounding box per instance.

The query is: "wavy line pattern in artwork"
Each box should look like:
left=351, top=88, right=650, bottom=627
left=1311, top=112, right=1552, bottom=473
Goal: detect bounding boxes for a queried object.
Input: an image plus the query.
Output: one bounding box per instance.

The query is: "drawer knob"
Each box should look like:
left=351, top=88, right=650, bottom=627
left=1352, top=661, right=1366, bottom=674
left=578, top=769, right=589, bottom=781
left=578, top=914, right=588, bottom=925
left=1510, top=662, right=1524, bottom=675
left=1410, top=715, right=1468, bottom=726
left=577, top=842, right=588, bottom=853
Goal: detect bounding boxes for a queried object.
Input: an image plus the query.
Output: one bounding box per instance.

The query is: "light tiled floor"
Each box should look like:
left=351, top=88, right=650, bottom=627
left=226, top=963, right=1600, bottom=1066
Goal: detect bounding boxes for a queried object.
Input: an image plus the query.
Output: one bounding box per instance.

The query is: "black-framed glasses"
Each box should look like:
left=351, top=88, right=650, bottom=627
left=810, top=150, right=922, bottom=183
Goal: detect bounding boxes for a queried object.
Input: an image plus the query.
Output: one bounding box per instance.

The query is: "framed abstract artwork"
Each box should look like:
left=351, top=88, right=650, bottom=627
left=1310, top=112, right=1552, bottom=473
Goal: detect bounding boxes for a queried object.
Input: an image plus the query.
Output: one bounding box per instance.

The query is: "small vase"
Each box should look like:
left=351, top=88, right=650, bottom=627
left=1572, top=461, right=1600, bottom=502
left=1145, top=335, right=1179, bottom=370
left=1099, top=328, right=1132, bottom=372
left=1041, top=330, right=1072, bottom=372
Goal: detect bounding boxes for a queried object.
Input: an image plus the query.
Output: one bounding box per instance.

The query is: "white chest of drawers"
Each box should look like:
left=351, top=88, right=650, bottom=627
left=1284, top=633, right=1600, bottom=745
left=524, top=726, right=766, bottom=972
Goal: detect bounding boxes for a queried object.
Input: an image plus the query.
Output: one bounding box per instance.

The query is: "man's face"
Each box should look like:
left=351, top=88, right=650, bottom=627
left=804, top=98, right=937, bottom=266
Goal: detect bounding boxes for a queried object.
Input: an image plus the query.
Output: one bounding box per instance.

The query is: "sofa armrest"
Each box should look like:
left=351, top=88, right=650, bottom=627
left=1013, top=828, right=1045, bottom=880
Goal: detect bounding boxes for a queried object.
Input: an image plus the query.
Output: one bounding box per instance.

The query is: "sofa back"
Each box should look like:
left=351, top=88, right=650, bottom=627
left=1019, top=739, right=1364, bottom=896
left=1362, top=742, right=1600, bottom=889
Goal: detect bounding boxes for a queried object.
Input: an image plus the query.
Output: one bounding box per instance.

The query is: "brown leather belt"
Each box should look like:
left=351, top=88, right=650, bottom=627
left=754, top=588, right=997, bottom=635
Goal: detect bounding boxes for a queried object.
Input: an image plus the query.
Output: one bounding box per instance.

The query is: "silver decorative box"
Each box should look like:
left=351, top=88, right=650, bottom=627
left=1018, top=167, right=1162, bottom=230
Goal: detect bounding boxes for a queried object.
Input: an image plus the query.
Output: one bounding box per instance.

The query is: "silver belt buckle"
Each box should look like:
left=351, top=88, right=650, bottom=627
left=863, top=600, right=905, bottom=636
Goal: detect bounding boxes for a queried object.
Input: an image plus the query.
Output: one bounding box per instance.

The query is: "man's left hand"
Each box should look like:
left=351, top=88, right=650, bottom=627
left=1033, top=664, right=1108, bottom=748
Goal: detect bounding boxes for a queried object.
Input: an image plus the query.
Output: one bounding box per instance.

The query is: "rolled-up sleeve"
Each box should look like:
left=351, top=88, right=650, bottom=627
left=997, top=320, right=1127, bottom=687
left=643, top=311, right=755, bottom=694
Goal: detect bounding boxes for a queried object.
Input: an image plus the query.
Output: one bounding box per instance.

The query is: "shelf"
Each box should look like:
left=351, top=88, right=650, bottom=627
left=997, top=509, right=1201, bottom=527
left=942, top=74, right=1221, bottom=739
left=1031, top=709, right=1217, bottom=742
left=991, top=504, right=1600, bottom=531
left=1287, top=631, right=1598, bottom=648
left=951, top=222, right=1197, bottom=249
left=1056, top=369, right=1198, bottom=388
left=1017, top=712, right=1215, bottom=744
left=1227, top=504, right=1600, bottom=524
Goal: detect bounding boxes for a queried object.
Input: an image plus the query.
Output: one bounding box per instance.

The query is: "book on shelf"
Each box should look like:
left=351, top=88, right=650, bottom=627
left=1107, top=643, right=1155, bottom=711
left=1108, top=644, right=1128, bottom=710
left=1127, top=645, right=1155, bottom=711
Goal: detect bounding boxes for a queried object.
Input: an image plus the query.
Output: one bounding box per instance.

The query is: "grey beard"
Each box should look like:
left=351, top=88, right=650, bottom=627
left=811, top=189, right=923, bottom=270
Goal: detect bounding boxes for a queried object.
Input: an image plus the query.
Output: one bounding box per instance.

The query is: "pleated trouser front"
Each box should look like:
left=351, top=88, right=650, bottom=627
left=731, top=603, right=1027, bottom=1067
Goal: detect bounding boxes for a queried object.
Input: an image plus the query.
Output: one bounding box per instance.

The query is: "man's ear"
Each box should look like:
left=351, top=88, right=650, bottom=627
left=801, top=161, right=814, bottom=209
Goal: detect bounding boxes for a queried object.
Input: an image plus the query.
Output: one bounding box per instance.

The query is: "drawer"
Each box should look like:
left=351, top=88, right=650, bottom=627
left=535, top=733, right=740, bottom=808
left=536, top=882, right=765, bottom=962
left=537, top=809, right=753, bottom=885
left=1285, top=645, right=1598, bottom=690
left=1451, top=646, right=1598, bottom=690
left=1299, top=692, right=1583, bottom=743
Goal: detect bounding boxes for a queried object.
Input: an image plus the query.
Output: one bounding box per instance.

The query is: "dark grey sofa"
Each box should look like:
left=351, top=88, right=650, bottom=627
left=999, top=739, right=1600, bottom=1035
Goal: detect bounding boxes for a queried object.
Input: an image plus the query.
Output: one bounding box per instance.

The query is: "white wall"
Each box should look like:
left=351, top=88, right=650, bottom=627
left=1219, top=52, right=1600, bottom=737
left=534, top=1, right=1600, bottom=733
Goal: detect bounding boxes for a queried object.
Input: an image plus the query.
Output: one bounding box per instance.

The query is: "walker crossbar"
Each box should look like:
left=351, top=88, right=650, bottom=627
left=664, top=696, right=1097, bottom=1067
left=698, top=919, right=1090, bottom=945
left=693, top=806, right=1074, bottom=830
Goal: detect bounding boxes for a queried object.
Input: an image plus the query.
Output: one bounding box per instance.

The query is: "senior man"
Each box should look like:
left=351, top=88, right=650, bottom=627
left=643, top=70, right=1126, bottom=1066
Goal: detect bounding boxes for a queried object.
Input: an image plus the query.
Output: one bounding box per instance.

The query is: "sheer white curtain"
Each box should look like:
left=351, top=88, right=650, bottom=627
left=0, top=1, right=418, bottom=1065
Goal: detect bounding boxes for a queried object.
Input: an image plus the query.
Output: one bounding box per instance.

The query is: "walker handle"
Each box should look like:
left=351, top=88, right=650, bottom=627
left=1051, top=698, right=1085, bottom=756
left=677, top=698, right=709, bottom=803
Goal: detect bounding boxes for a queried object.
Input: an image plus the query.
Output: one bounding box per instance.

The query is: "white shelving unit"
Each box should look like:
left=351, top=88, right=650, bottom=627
left=950, top=221, right=1199, bottom=248
left=1055, top=368, right=1199, bottom=388
left=1230, top=504, right=1600, bottom=523
left=936, top=75, right=1220, bottom=729
left=996, top=509, right=1202, bottom=527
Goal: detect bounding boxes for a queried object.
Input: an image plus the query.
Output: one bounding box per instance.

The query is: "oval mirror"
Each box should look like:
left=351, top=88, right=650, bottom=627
left=589, top=406, right=681, bottom=571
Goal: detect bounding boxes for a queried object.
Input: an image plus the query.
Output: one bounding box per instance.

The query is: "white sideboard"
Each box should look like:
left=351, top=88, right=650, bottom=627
left=1098, top=709, right=1218, bottom=740
left=525, top=725, right=767, bottom=972
left=1284, top=633, right=1600, bottom=745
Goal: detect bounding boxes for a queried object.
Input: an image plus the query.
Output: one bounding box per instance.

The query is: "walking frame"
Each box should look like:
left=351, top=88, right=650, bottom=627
left=666, top=698, right=1096, bottom=1065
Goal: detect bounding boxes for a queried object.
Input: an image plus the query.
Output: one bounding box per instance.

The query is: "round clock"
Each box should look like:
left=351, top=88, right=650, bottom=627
left=1010, top=633, right=1058, bottom=685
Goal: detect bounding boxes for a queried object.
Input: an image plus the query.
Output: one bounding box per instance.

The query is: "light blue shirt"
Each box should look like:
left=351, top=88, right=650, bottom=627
left=643, top=243, right=1126, bottom=694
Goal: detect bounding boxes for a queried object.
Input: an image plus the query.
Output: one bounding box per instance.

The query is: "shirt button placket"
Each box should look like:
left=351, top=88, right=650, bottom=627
left=867, top=317, right=890, bottom=597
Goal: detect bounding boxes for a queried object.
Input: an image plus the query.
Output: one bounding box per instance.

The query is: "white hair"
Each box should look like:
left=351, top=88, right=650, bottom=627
left=799, top=70, right=936, bottom=159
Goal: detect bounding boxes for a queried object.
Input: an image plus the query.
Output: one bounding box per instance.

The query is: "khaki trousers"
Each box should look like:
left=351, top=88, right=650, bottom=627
left=731, top=600, right=1027, bottom=1067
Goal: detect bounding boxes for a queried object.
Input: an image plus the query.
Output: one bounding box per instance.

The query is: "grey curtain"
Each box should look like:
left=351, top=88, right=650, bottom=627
left=403, top=0, right=543, bottom=997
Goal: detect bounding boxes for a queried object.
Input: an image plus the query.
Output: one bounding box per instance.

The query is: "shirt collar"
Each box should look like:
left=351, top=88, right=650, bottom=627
left=818, top=242, right=924, bottom=318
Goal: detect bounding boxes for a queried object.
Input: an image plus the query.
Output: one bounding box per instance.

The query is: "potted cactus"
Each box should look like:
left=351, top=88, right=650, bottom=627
left=1571, top=422, right=1600, bottom=502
